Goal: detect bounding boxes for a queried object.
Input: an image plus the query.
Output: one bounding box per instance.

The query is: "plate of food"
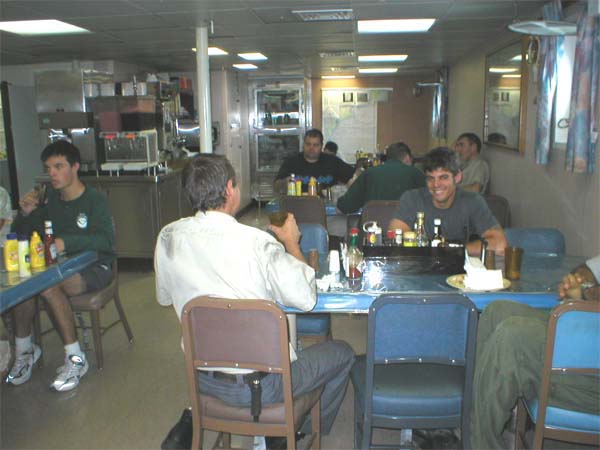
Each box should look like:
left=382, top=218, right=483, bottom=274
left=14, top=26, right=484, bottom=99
left=446, top=274, right=511, bottom=292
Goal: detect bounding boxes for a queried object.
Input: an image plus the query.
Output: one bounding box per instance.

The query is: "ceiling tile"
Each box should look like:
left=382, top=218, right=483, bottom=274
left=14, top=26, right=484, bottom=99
left=71, top=14, right=169, bottom=31
left=13, top=1, right=147, bottom=19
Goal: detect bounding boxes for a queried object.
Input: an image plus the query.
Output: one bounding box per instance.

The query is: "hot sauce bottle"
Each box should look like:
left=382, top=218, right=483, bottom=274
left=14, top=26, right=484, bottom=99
left=44, top=220, right=58, bottom=265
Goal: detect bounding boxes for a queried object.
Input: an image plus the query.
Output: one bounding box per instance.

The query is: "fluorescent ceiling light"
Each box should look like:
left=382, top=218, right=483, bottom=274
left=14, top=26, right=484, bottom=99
left=208, top=47, right=228, bottom=56
left=511, top=55, right=522, bottom=61
left=489, top=67, right=518, bottom=73
left=238, top=52, right=267, bottom=61
left=357, top=19, right=435, bottom=34
left=233, top=63, right=258, bottom=70
left=358, top=54, right=408, bottom=63
left=192, top=47, right=229, bottom=55
left=502, top=74, right=521, bottom=78
left=292, top=9, right=354, bottom=22
left=322, top=75, right=356, bottom=79
left=359, top=67, right=398, bottom=74
left=0, top=19, right=90, bottom=36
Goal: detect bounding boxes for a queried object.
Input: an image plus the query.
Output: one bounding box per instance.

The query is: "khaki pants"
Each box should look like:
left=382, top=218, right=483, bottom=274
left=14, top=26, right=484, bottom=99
left=470, top=301, right=599, bottom=449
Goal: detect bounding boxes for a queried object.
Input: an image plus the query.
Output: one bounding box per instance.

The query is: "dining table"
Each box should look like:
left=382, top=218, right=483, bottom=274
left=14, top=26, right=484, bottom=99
left=0, top=251, right=98, bottom=314
left=283, top=253, right=586, bottom=314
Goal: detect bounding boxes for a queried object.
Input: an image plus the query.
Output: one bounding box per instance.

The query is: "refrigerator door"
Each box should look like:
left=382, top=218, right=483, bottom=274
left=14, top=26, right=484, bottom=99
left=249, top=82, right=307, bottom=201
left=255, top=133, right=300, bottom=173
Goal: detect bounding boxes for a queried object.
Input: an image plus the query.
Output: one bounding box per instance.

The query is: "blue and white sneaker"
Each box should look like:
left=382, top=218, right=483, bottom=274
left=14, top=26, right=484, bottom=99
left=50, top=354, right=89, bottom=392
left=5, top=344, right=41, bottom=386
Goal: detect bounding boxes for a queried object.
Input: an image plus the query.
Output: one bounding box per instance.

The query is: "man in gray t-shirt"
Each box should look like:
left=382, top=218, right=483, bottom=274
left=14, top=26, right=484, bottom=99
left=390, top=147, right=507, bottom=256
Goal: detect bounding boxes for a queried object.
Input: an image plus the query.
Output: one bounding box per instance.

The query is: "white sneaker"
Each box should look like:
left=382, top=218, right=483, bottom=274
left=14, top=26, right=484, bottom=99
left=5, top=345, right=41, bottom=386
left=50, top=354, right=89, bottom=392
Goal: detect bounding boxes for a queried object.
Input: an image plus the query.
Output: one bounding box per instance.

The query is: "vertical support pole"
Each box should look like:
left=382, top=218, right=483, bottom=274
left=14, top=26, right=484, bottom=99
left=195, top=26, right=213, bottom=153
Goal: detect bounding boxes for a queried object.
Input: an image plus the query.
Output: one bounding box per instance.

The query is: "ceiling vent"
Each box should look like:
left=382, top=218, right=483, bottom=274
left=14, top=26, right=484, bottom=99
left=292, top=9, right=354, bottom=22
left=328, top=66, right=357, bottom=72
left=319, top=51, right=355, bottom=58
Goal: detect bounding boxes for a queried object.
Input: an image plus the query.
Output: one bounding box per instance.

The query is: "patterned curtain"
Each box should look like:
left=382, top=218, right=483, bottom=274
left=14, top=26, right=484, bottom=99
left=565, top=10, right=599, bottom=173
left=534, top=0, right=563, bottom=165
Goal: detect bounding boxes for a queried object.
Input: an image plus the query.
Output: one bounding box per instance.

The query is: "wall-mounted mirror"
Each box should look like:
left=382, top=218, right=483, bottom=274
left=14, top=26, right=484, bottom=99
left=484, top=39, right=528, bottom=153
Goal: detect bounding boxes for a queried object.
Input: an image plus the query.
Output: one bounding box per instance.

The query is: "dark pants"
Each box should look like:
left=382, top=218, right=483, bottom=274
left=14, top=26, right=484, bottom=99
left=198, top=340, right=355, bottom=435
left=470, top=301, right=600, bottom=449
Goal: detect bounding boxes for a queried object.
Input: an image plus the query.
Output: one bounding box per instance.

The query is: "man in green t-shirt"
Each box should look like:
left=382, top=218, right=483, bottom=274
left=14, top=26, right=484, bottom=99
left=6, top=141, right=115, bottom=392
left=337, top=142, right=425, bottom=214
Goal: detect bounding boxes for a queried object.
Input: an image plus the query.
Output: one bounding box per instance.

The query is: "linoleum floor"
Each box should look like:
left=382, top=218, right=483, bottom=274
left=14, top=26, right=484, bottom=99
left=1, top=205, right=369, bottom=450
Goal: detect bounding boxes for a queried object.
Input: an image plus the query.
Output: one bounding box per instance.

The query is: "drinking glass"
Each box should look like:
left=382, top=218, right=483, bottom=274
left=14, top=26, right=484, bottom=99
left=504, top=246, right=524, bottom=280
left=268, top=211, right=288, bottom=227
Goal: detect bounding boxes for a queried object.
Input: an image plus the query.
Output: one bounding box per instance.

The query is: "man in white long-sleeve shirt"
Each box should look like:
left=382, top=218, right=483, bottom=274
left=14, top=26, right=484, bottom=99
left=155, top=154, right=354, bottom=449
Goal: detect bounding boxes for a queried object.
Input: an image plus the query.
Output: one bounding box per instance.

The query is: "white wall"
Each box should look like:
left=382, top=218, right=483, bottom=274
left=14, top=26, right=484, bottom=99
left=448, top=45, right=600, bottom=257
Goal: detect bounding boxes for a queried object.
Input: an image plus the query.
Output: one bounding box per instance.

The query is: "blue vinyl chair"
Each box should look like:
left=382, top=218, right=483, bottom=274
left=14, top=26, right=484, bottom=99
left=515, top=301, right=600, bottom=449
left=297, top=223, right=331, bottom=345
left=504, top=227, right=566, bottom=255
left=351, top=294, right=478, bottom=450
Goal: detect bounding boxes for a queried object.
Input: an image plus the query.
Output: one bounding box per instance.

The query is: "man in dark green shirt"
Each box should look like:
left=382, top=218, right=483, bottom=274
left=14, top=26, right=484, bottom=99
left=6, top=141, right=115, bottom=392
left=336, top=142, right=425, bottom=214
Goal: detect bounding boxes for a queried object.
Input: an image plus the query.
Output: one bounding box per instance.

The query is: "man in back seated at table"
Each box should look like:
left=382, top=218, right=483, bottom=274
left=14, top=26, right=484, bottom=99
left=389, top=146, right=507, bottom=255
left=323, top=140, right=339, bottom=156
left=454, top=132, right=489, bottom=194
left=156, top=154, right=354, bottom=449
left=336, top=142, right=425, bottom=214
left=6, top=141, right=115, bottom=392
left=470, top=255, right=600, bottom=449
left=273, top=129, right=355, bottom=195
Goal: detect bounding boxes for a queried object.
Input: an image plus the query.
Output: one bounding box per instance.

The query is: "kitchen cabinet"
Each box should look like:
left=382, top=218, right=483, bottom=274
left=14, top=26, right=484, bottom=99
left=82, top=170, right=191, bottom=258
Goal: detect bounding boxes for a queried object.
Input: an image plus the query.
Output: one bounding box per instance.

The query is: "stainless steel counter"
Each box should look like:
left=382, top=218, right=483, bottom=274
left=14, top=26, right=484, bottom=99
left=80, top=169, right=192, bottom=258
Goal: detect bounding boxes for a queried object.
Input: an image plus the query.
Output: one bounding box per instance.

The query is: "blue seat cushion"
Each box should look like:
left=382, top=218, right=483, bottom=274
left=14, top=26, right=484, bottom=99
left=351, top=355, right=464, bottom=418
left=297, top=314, right=330, bottom=336
left=525, top=398, right=600, bottom=434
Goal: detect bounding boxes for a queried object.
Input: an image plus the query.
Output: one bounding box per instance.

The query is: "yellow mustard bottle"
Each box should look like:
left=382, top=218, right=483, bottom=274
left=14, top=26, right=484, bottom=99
left=30, top=231, right=46, bottom=270
left=295, top=177, right=303, bottom=196
left=4, top=232, right=19, bottom=272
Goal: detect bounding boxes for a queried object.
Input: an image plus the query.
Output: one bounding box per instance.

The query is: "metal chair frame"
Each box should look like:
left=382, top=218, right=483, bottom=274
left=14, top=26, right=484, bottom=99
left=181, top=296, right=321, bottom=450
left=33, top=260, right=133, bottom=369
left=515, top=301, right=600, bottom=449
left=354, top=294, right=478, bottom=450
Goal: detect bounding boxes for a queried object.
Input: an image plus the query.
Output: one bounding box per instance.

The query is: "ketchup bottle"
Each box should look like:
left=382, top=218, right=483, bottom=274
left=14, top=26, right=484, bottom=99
left=44, top=220, right=58, bottom=265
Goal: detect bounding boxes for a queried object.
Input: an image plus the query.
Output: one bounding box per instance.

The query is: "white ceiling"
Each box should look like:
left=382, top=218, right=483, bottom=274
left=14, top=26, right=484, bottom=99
left=0, top=0, right=555, bottom=77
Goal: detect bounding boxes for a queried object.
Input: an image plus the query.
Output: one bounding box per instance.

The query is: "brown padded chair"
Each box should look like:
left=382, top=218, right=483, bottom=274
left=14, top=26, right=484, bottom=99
left=181, top=296, right=322, bottom=450
left=279, top=196, right=327, bottom=230
left=483, top=194, right=511, bottom=228
left=360, top=200, right=401, bottom=232
left=34, top=260, right=134, bottom=370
